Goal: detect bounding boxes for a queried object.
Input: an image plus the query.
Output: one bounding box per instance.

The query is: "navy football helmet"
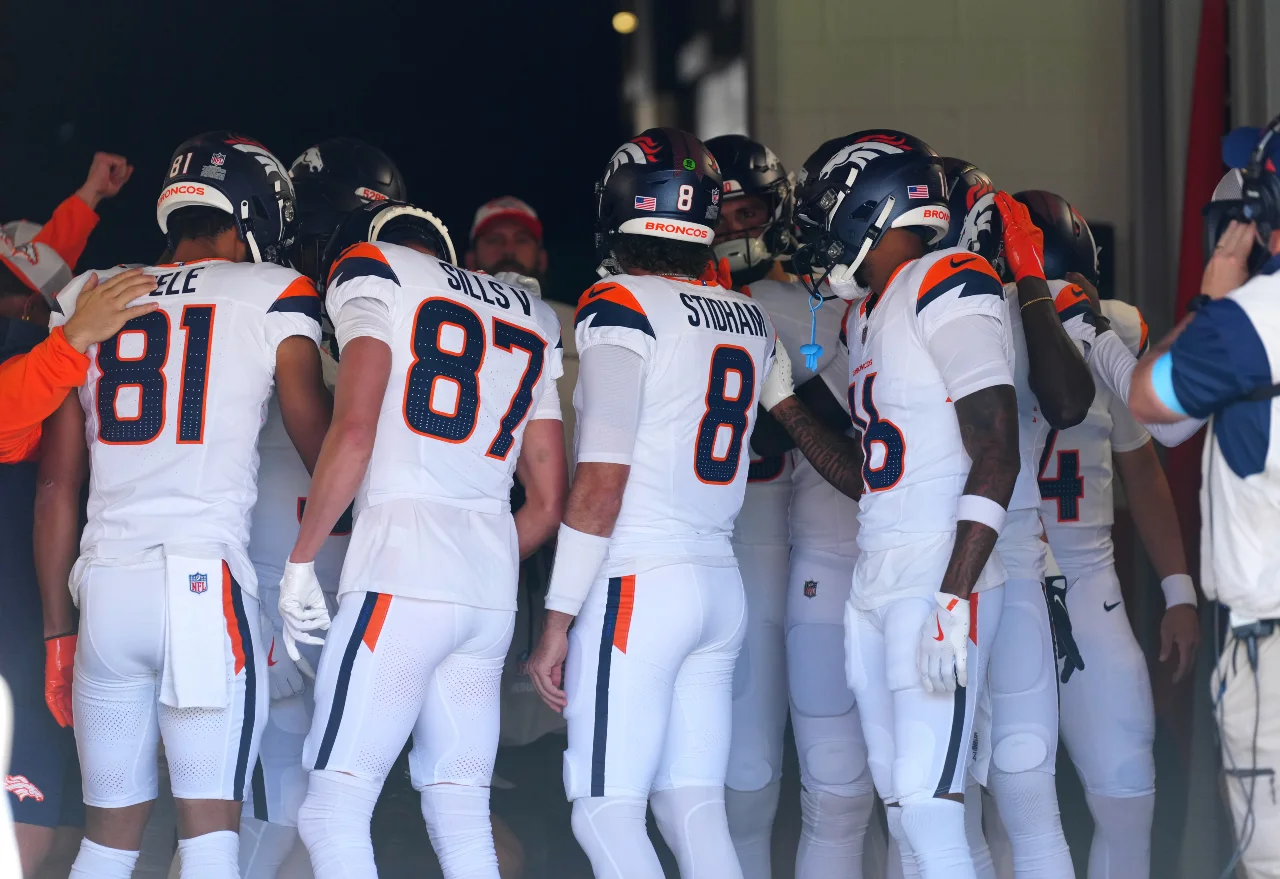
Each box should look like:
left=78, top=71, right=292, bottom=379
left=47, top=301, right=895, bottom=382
left=595, top=128, right=722, bottom=270
left=793, top=130, right=949, bottom=277
left=1013, top=190, right=1098, bottom=284
left=157, top=131, right=297, bottom=264
left=290, top=138, right=408, bottom=281
left=938, top=158, right=1002, bottom=267
left=320, top=200, right=456, bottom=288
left=705, top=134, right=795, bottom=275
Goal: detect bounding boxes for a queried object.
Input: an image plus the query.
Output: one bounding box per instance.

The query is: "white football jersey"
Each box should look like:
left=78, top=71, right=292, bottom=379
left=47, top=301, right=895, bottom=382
left=574, top=273, right=776, bottom=575
left=326, top=242, right=563, bottom=609
left=1039, top=299, right=1149, bottom=580
left=742, top=276, right=858, bottom=552
left=247, top=360, right=349, bottom=595
left=733, top=454, right=793, bottom=547
left=843, top=248, right=1012, bottom=597
left=51, top=259, right=323, bottom=594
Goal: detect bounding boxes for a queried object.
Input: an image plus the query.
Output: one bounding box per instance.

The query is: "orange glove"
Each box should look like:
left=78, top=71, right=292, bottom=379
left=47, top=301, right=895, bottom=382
left=701, top=257, right=734, bottom=289
left=995, top=192, right=1045, bottom=282
left=44, top=634, right=76, bottom=728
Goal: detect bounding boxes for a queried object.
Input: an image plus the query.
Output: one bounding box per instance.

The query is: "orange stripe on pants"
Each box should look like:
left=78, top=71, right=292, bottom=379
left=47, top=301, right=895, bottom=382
left=362, top=593, right=393, bottom=652
left=222, top=561, right=246, bottom=674
left=612, top=575, right=636, bottom=653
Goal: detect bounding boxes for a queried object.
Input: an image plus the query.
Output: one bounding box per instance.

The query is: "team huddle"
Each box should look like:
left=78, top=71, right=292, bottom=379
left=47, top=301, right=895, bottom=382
left=31, top=125, right=1205, bottom=879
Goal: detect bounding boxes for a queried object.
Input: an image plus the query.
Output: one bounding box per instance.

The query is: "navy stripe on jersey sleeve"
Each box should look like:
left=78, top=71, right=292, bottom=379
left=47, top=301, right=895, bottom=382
left=916, top=267, right=1004, bottom=313
left=328, top=243, right=401, bottom=290
left=575, top=298, right=656, bottom=338
left=267, top=293, right=322, bottom=322
left=1170, top=298, right=1273, bottom=476
left=1057, top=302, right=1096, bottom=326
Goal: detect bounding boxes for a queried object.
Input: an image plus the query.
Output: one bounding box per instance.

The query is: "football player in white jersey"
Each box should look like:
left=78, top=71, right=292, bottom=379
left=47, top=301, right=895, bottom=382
left=278, top=199, right=566, bottom=879
left=938, top=170, right=1099, bottom=879
left=1015, top=192, right=1199, bottom=879
left=712, top=134, right=876, bottom=879
left=759, top=131, right=1021, bottom=879
left=237, top=140, right=407, bottom=879
left=524, top=128, right=775, bottom=879
left=706, top=134, right=801, bottom=877
left=34, top=131, right=332, bottom=879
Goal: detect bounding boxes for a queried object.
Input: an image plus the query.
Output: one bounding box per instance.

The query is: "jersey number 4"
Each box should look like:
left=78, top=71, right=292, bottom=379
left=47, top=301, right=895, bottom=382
left=1037, top=428, right=1084, bottom=521
left=96, top=306, right=214, bottom=445
left=403, top=298, right=546, bottom=459
left=694, top=345, right=756, bottom=484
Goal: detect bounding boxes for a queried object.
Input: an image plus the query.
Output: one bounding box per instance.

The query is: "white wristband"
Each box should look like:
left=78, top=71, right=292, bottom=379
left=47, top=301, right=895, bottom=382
left=545, top=524, right=611, bottom=617
left=956, top=494, right=1007, bottom=535
left=1161, top=573, right=1197, bottom=608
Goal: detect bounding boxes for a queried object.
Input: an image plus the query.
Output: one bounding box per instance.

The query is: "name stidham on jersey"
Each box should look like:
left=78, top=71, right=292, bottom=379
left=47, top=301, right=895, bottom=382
left=678, top=291, right=769, bottom=337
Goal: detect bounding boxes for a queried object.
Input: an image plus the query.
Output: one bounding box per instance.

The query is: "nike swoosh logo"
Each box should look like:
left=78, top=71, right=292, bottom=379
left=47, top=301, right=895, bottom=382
left=949, top=256, right=978, bottom=269
left=934, top=619, right=945, bottom=641
left=589, top=284, right=617, bottom=300
left=1103, top=600, right=1121, bottom=612
left=268, top=640, right=278, bottom=666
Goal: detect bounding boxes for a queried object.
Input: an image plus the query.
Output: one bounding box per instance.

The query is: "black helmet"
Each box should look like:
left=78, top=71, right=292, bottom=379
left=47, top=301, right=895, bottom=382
left=290, top=138, right=407, bottom=279
left=595, top=127, right=722, bottom=269
left=1013, top=190, right=1098, bottom=285
left=938, top=158, right=1002, bottom=267
left=794, top=130, right=949, bottom=277
left=157, top=131, right=297, bottom=264
left=320, top=200, right=456, bottom=289
left=705, top=134, right=795, bottom=274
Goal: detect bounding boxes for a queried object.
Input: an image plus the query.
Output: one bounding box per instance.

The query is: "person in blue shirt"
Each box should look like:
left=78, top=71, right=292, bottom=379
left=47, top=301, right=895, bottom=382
left=1129, top=126, right=1280, bottom=877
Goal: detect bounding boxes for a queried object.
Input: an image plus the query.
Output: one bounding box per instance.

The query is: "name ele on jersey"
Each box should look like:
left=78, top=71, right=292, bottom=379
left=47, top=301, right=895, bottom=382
left=575, top=273, right=775, bottom=573
left=50, top=258, right=323, bottom=595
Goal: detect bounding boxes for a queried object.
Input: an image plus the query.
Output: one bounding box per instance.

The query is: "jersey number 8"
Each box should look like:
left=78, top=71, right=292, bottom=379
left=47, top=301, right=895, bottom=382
left=403, top=298, right=546, bottom=460
left=96, top=306, right=215, bottom=445
left=694, top=345, right=756, bottom=484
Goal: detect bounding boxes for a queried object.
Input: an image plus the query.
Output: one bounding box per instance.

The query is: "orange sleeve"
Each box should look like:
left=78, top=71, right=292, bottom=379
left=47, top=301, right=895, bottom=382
left=31, top=195, right=100, bottom=270
left=0, top=327, right=91, bottom=463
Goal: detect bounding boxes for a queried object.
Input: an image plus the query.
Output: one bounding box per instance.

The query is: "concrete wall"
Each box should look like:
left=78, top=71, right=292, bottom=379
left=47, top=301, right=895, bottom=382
left=751, top=0, right=1134, bottom=295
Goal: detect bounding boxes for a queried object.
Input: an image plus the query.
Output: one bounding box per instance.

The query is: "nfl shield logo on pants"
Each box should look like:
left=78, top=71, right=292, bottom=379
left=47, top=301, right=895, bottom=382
left=803, top=579, right=818, bottom=598
left=189, top=572, right=208, bottom=594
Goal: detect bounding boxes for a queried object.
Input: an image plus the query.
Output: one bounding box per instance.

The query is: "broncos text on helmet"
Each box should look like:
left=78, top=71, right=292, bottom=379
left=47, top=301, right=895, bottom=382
left=594, top=127, right=722, bottom=272
left=157, top=131, right=297, bottom=265
left=794, top=130, right=949, bottom=279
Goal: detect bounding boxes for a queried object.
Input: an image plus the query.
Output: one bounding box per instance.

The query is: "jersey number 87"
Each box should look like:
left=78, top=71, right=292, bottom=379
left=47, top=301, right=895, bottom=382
left=402, top=298, right=546, bottom=460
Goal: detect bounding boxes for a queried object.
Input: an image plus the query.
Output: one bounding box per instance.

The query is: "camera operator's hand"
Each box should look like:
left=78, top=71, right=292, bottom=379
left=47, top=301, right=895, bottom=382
left=1202, top=220, right=1255, bottom=300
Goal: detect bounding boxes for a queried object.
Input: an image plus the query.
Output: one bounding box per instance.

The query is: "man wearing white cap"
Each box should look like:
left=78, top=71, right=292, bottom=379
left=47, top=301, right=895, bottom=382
left=465, top=196, right=548, bottom=283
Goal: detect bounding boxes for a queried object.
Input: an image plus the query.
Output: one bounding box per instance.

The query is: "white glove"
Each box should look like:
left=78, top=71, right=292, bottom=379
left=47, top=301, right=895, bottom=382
left=824, top=263, right=869, bottom=302
left=494, top=271, right=542, bottom=299
left=759, top=338, right=795, bottom=411
left=917, top=592, right=971, bottom=693
left=262, top=608, right=309, bottom=697
left=278, top=561, right=330, bottom=667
